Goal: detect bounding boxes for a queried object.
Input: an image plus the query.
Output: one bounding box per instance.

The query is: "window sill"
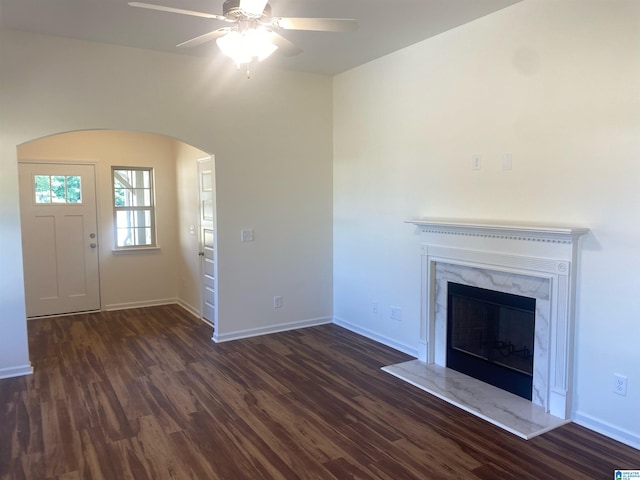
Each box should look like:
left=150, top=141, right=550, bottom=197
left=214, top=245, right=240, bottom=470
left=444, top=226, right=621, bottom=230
left=112, top=246, right=161, bottom=255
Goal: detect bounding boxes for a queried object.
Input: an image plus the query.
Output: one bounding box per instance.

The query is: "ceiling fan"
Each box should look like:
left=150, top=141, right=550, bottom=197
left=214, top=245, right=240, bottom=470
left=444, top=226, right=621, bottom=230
left=129, top=0, right=358, bottom=71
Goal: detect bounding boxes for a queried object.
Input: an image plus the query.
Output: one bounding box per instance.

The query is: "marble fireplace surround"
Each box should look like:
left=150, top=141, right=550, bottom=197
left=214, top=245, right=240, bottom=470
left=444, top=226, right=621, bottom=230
left=434, top=262, right=551, bottom=409
left=385, top=218, right=589, bottom=438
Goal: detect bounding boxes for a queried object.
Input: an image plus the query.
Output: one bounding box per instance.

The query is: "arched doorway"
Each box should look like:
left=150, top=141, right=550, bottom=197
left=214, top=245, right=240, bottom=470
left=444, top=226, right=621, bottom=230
left=18, top=130, right=216, bottom=328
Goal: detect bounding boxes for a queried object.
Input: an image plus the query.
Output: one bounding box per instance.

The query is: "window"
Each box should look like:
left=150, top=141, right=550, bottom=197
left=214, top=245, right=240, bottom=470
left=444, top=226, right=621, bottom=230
left=34, top=175, right=82, bottom=204
left=112, top=167, right=156, bottom=248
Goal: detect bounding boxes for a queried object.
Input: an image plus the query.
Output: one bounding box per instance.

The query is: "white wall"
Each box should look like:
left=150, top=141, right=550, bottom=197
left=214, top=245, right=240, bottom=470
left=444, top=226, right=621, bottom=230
left=0, top=29, right=333, bottom=373
left=174, top=141, right=210, bottom=316
left=18, top=130, right=182, bottom=310
left=333, top=0, right=640, bottom=447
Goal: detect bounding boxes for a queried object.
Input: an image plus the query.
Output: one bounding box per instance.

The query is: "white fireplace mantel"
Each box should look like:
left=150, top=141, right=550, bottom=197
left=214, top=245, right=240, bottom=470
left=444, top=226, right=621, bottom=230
left=406, top=218, right=589, bottom=420
left=406, top=218, right=589, bottom=243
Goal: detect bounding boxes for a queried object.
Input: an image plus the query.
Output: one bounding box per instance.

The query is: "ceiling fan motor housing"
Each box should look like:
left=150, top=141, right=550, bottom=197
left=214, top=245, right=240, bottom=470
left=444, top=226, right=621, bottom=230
left=223, top=0, right=271, bottom=20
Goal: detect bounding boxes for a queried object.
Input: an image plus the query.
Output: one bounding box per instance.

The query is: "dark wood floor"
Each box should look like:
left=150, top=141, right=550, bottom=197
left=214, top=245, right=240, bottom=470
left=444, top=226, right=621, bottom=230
left=0, top=305, right=637, bottom=479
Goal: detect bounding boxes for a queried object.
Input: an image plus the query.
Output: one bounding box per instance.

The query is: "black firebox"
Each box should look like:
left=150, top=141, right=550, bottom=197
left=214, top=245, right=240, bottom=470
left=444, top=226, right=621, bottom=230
left=446, top=282, right=535, bottom=400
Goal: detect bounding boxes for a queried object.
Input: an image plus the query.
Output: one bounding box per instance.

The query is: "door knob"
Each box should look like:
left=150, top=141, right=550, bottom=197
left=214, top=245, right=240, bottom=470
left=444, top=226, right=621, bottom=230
left=89, top=233, right=96, bottom=238
left=90, top=243, right=97, bottom=248
left=198, top=252, right=205, bottom=256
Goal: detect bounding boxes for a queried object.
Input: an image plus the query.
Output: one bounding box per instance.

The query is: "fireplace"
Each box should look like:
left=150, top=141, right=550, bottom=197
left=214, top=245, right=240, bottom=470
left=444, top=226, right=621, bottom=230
left=446, top=282, right=535, bottom=400
left=406, top=218, right=588, bottom=421
left=382, top=219, right=588, bottom=437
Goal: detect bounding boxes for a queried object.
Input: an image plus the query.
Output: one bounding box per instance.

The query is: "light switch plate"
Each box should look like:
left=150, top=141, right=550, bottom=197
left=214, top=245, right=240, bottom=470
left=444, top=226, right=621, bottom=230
left=241, top=229, right=254, bottom=242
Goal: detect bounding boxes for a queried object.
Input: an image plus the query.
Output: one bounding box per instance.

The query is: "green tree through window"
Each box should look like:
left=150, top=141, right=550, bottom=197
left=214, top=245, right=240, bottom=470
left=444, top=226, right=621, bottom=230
left=34, top=175, right=82, bottom=204
left=112, top=167, right=156, bottom=248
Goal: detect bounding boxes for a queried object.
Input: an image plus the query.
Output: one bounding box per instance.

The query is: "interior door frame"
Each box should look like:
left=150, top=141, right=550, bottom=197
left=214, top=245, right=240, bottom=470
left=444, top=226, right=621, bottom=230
left=197, top=155, right=218, bottom=333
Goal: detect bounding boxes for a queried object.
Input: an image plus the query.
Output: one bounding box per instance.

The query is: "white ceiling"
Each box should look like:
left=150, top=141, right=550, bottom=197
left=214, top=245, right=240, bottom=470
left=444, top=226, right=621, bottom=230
left=0, top=0, right=521, bottom=75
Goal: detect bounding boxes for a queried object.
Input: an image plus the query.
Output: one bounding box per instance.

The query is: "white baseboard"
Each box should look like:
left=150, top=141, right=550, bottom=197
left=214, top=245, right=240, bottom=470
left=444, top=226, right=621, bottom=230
left=104, top=298, right=206, bottom=325
left=332, top=316, right=418, bottom=358
left=104, top=298, right=179, bottom=311
left=213, top=316, right=332, bottom=343
left=175, top=300, right=213, bottom=327
left=175, top=299, right=201, bottom=319
left=0, top=363, right=33, bottom=379
left=573, top=410, right=640, bottom=450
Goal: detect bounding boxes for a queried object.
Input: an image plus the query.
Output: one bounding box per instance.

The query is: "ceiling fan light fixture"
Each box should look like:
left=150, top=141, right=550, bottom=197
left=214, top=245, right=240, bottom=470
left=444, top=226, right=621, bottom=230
left=129, top=0, right=358, bottom=76
left=216, top=28, right=278, bottom=66
left=238, top=0, right=268, bottom=17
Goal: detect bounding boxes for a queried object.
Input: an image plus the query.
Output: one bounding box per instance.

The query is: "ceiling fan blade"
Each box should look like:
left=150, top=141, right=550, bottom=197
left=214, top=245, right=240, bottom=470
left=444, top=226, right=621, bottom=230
left=239, top=0, right=269, bottom=17
left=177, top=28, right=231, bottom=48
left=272, top=17, right=359, bottom=33
left=128, top=2, right=228, bottom=21
left=270, top=32, right=302, bottom=57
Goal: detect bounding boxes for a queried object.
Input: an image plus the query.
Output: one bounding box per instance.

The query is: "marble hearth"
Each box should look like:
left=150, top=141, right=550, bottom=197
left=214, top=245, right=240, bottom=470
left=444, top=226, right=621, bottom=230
left=384, top=218, right=588, bottom=439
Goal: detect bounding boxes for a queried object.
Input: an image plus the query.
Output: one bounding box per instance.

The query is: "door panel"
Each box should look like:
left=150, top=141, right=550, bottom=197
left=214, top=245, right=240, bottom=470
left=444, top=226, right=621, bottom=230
left=19, top=163, right=100, bottom=316
left=203, top=227, right=215, bottom=322
left=29, top=215, right=59, bottom=300
left=60, top=214, right=90, bottom=297
left=198, top=157, right=216, bottom=327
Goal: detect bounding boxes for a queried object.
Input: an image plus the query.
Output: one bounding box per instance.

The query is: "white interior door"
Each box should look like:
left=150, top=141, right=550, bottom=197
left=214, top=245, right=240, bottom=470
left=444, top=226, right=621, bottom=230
left=19, top=163, right=100, bottom=317
left=198, top=156, right=216, bottom=327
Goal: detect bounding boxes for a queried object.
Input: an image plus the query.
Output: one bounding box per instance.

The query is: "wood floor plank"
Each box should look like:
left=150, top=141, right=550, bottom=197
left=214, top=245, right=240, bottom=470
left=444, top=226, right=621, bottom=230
left=0, top=304, right=637, bottom=480
left=226, top=396, right=340, bottom=479
left=75, top=427, right=116, bottom=480
left=134, top=414, right=194, bottom=479
left=107, top=436, right=157, bottom=480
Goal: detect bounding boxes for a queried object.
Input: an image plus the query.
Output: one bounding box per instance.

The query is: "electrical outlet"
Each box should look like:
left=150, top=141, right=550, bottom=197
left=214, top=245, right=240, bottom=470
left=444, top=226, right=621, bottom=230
left=613, top=374, right=627, bottom=396
left=372, top=302, right=378, bottom=314
left=472, top=154, right=481, bottom=170
left=613, top=375, right=627, bottom=395
left=390, top=306, right=402, bottom=321
left=273, top=296, right=282, bottom=309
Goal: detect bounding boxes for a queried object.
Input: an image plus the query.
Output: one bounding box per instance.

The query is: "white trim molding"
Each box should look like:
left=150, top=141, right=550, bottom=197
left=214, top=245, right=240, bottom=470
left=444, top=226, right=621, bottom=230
left=104, top=298, right=180, bottom=311
left=573, top=411, right=640, bottom=450
left=213, top=316, right=333, bottom=343
left=333, top=316, right=418, bottom=358
left=406, top=218, right=589, bottom=244
left=0, top=363, right=34, bottom=379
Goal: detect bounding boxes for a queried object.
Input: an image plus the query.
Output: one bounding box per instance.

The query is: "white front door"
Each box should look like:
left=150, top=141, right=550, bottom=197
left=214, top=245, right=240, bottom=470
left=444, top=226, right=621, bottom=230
left=198, top=156, right=216, bottom=327
left=19, top=163, right=100, bottom=317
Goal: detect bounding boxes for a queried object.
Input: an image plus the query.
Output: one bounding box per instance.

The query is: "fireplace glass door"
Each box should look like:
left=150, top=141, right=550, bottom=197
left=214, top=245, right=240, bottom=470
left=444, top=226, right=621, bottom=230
left=447, top=282, right=535, bottom=400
